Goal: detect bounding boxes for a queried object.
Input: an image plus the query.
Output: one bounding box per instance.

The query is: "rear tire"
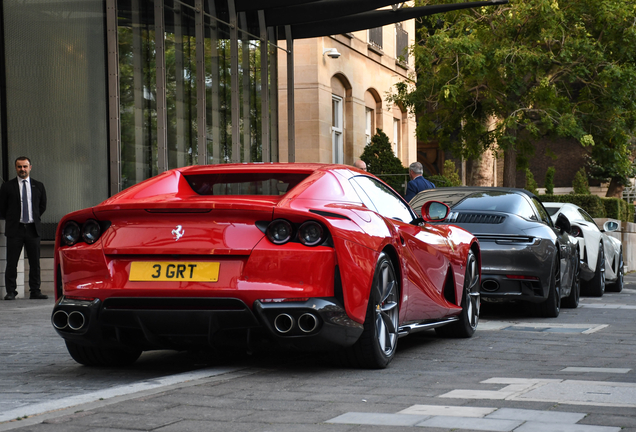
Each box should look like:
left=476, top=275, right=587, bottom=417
left=562, top=252, right=580, bottom=309
left=606, top=250, right=623, bottom=293
left=65, top=341, right=142, bottom=367
left=341, top=252, right=399, bottom=369
left=538, top=257, right=561, bottom=318
left=583, top=243, right=605, bottom=297
left=436, top=250, right=480, bottom=338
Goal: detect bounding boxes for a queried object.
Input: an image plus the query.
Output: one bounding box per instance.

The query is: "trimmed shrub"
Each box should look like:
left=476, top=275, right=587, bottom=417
left=525, top=169, right=539, bottom=196
left=544, top=167, right=555, bottom=195
left=572, top=168, right=590, bottom=195
left=442, top=160, right=462, bottom=186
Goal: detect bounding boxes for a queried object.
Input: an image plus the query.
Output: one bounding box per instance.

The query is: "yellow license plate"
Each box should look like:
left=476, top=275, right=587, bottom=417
left=129, top=262, right=220, bottom=282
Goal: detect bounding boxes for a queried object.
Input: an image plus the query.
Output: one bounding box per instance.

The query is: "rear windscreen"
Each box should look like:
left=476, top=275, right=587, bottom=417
left=454, top=192, right=528, bottom=214
left=184, top=172, right=310, bottom=196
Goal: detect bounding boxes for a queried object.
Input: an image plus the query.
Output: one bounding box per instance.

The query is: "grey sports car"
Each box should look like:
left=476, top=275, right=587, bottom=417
left=410, top=187, right=579, bottom=317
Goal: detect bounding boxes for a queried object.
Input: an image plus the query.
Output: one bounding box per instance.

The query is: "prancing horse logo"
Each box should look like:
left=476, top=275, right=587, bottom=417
left=172, top=225, right=184, bottom=241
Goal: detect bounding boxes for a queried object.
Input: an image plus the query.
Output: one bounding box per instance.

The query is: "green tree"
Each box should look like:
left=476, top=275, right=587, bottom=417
left=544, top=167, right=555, bottom=195
left=572, top=168, right=591, bottom=195
left=360, top=129, right=409, bottom=193
left=391, top=0, right=636, bottom=194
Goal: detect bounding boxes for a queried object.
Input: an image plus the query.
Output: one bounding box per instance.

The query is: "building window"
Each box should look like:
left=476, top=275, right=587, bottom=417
left=365, top=108, right=374, bottom=144
left=368, top=27, right=383, bottom=49
left=395, top=23, right=408, bottom=65
left=393, top=118, right=400, bottom=157
left=332, top=95, right=344, bottom=163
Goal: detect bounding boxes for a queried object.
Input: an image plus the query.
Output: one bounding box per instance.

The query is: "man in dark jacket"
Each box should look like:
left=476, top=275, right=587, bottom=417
left=405, top=161, right=435, bottom=202
left=0, top=157, right=47, bottom=300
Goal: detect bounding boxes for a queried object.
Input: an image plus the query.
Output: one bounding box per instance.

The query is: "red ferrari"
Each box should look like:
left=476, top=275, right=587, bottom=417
left=52, top=164, right=480, bottom=368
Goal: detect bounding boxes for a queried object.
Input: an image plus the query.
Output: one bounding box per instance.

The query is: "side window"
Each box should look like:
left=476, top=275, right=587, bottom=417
left=578, top=208, right=600, bottom=228
left=516, top=198, right=538, bottom=221
left=349, top=178, right=377, bottom=212
left=562, top=206, right=583, bottom=222
left=532, top=197, right=552, bottom=226
left=351, top=176, right=414, bottom=222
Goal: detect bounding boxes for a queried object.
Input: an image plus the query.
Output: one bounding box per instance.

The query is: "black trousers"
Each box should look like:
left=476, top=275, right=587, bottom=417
left=5, top=223, right=41, bottom=294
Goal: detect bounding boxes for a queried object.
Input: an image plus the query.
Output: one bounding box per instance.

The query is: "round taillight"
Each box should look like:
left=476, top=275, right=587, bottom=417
left=571, top=226, right=583, bottom=237
left=266, top=219, right=293, bottom=245
left=298, top=221, right=324, bottom=246
left=82, top=219, right=101, bottom=244
left=62, top=221, right=81, bottom=246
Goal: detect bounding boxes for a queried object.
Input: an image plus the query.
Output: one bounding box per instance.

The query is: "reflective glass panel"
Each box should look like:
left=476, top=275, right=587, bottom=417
left=118, top=0, right=158, bottom=189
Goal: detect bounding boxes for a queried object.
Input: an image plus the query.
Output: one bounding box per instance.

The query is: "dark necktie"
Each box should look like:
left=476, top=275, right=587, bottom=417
left=21, top=180, right=28, bottom=223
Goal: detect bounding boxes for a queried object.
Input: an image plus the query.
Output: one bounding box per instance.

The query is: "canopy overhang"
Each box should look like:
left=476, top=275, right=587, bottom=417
left=233, top=0, right=508, bottom=39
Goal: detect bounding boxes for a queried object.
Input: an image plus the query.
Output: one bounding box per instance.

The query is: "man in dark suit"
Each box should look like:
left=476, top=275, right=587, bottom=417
left=0, top=157, right=48, bottom=300
left=404, top=161, right=435, bottom=202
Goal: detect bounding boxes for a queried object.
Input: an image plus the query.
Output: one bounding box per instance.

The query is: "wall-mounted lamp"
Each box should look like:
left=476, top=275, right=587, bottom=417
left=323, top=48, right=341, bottom=59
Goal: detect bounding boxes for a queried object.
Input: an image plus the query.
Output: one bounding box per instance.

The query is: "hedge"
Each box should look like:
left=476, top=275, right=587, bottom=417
left=539, top=194, right=606, bottom=218
left=602, top=197, right=635, bottom=223
left=539, top=194, right=634, bottom=223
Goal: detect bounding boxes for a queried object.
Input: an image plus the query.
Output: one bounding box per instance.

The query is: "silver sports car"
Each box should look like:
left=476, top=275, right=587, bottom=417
left=410, top=187, right=579, bottom=317
left=544, top=202, right=623, bottom=296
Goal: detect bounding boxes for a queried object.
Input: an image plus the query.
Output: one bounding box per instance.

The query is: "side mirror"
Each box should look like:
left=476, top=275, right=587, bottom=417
left=421, top=201, right=450, bottom=222
left=555, top=213, right=571, bottom=234
left=603, top=220, right=620, bottom=232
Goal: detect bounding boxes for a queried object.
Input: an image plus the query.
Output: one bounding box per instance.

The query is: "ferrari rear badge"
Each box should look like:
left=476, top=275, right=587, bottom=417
left=172, top=225, right=184, bottom=241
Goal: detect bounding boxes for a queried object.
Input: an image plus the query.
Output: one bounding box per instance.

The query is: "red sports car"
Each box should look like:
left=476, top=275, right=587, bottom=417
left=52, top=164, right=480, bottom=368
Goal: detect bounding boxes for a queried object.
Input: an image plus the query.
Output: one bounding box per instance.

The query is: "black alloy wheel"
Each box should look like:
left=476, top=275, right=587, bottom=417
left=606, top=250, right=623, bottom=293
left=341, top=252, right=399, bottom=369
left=562, top=250, right=580, bottom=309
left=436, top=250, right=480, bottom=338
left=538, top=256, right=561, bottom=318
left=583, top=243, right=605, bottom=297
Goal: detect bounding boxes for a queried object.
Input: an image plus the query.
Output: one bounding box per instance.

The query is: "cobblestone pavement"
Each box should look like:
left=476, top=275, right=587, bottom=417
left=1, top=274, right=635, bottom=431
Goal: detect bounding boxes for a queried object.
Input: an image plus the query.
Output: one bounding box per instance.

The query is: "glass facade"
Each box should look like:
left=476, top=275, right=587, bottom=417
left=2, top=0, right=110, bottom=239
left=0, top=0, right=285, bottom=238
left=115, top=0, right=281, bottom=190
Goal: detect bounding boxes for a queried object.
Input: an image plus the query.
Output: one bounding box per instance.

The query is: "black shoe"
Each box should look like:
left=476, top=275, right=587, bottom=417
left=4, top=291, right=17, bottom=300
left=29, top=291, right=48, bottom=300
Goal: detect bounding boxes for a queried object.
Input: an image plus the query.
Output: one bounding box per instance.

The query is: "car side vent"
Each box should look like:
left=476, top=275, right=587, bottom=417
left=454, top=213, right=505, bottom=224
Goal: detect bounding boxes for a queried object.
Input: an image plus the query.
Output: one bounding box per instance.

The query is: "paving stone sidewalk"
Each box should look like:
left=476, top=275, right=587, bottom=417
left=1, top=275, right=635, bottom=431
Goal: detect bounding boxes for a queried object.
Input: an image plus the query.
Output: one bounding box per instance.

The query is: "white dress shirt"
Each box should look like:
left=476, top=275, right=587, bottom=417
left=19, top=177, right=33, bottom=223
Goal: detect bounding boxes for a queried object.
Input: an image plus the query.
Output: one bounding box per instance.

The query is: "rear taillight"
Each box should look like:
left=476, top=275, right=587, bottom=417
left=61, top=220, right=110, bottom=246
left=61, top=221, right=81, bottom=246
left=266, top=219, right=293, bottom=245
left=263, top=219, right=328, bottom=247
left=298, top=221, right=324, bottom=246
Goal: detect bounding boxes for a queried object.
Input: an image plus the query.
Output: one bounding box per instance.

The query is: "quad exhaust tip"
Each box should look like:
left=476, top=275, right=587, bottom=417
left=68, top=311, right=86, bottom=330
left=298, top=313, right=318, bottom=333
left=482, top=279, right=500, bottom=292
left=52, top=310, right=86, bottom=331
left=273, top=312, right=319, bottom=334
left=52, top=310, right=69, bottom=330
left=274, top=313, right=294, bottom=333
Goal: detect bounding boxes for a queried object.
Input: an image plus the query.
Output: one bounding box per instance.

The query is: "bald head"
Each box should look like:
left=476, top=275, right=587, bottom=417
left=353, top=160, right=367, bottom=171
